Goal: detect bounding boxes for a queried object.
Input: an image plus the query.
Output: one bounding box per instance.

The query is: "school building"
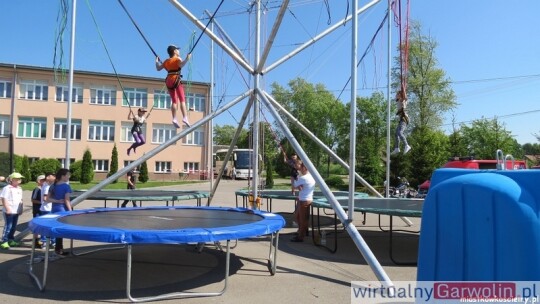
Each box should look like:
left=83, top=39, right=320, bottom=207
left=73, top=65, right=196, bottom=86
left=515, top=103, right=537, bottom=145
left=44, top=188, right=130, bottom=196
left=0, top=63, right=211, bottom=181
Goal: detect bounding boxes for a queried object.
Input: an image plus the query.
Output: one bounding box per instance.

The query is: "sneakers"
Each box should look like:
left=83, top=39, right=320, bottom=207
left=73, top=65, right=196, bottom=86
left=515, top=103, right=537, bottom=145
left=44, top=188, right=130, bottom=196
left=0, top=242, right=9, bottom=250
left=172, top=119, right=181, bottom=128
left=182, top=117, right=191, bottom=127
left=404, top=145, right=412, bottom=154
left=127, top=148, right=131, bottom=156
left=8, top=240, right=20, bottom=247
left=391, top=148, right=400, bottom=155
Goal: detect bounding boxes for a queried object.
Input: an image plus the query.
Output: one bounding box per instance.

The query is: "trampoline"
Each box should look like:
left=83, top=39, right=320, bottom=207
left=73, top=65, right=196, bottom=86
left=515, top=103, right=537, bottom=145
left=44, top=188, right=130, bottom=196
left=235, top=189, right=369, bottom=212
left=28, top=206, right=285, bottom=302
left=70, top=189, right=210, bottom=208
left=311, top=197, right=423, bottom=265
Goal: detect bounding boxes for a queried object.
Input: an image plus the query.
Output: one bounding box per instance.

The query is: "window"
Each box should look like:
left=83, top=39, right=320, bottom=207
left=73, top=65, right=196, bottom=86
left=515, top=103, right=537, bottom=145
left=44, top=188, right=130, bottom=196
left=186, top=93, right=206, bottom=112
left=184, top=162, right=199, bottom=172
left=57, top=158, right=75, bottom=168
left=123, top=161, right=139, bottom=172
left=183, top=127, right=204, bottom=145
left=121, top=121, right=146, bottom=142
left=153, top=89, right=171, bottom=109
left=0, top=80, right=12, bottom=98
left=152, top=124, right=176, bottom=144
left=123, top=88, right=147, bottom=108
left=17, top=116, right=46, bottom=139
left=54, top=118, right=81, bottom=140
left=19, top=80, right=48, bottom=101
left=0, top=115, right=10, bottom=136
left=88, top=120, right=115, bottom=141
left=93, top=159, right=109, bottom=172
left=155, top=161, right=171, bottom=173
left=90, top=86, right=116, bottom=105
left=55, top=85, right=83, bottom=103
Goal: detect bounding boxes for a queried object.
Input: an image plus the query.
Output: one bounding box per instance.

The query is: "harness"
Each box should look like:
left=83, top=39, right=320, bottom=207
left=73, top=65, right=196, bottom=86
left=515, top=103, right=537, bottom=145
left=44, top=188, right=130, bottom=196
left=166, top=69, right=182, bottom=90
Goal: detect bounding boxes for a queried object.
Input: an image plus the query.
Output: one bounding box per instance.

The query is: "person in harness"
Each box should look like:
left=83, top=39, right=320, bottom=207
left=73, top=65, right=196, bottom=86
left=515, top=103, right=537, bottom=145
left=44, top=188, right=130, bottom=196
left=391, top=90, right=412, bottom=155
left=155, top=44, right=192, bottom=128
left=127, top=107, right=150, bottom=156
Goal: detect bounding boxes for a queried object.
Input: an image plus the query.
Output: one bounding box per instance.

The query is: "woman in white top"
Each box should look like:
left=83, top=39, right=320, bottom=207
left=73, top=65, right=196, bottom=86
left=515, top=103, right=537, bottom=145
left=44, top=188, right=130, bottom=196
left=290, top=162, right=316, bottom=242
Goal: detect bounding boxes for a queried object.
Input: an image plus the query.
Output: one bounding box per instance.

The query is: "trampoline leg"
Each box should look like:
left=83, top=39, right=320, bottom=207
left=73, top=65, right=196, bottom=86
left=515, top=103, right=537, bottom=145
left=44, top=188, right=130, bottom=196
left=126, top=242, right=230, bottom=302
left=268, top=232, right=279, bottom=275
left=28, top=237, right=51, bottom=291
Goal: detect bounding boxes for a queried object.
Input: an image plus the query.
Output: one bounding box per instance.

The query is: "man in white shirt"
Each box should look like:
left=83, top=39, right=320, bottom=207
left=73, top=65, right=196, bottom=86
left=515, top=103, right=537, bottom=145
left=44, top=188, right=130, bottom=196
left=290, top=162, right=315, bottom=242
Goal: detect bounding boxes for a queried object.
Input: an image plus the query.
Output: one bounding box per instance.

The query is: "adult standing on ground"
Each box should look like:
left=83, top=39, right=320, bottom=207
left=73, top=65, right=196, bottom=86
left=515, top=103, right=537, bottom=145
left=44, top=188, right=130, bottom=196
left=0, top=172, right=24, bottom=250
left=121, top=169, right=137, bottom=208
left=155, top=44, right=192, bottom=128
left=290, top=163, right=316, bottom=243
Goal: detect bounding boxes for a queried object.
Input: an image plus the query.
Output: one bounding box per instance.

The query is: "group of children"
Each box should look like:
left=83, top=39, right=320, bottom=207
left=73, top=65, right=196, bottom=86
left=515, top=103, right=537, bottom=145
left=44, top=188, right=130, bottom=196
left=1, top=169, right=72, bottom=256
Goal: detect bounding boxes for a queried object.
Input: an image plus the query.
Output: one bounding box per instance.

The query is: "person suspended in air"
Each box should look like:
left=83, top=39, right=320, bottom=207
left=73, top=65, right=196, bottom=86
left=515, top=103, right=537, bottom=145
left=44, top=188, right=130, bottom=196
left=127, top=107, right=150, bottom=156
left=155, top=44, right=192, bottom=128
left=391, top=90, right=412, bottom=155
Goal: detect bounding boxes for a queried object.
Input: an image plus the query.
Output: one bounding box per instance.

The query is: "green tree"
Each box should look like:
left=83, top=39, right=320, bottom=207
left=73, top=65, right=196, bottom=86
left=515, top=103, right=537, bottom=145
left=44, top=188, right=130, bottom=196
left=138, top=161, right=149, bottom=183
left=460, top=117, right=520, bottom=159
left=80, top=149, right=94, bottom=184
left=213, top=124, right=249, bottom=148
left=390, top=21, right=457, bottom=185
left=271, top=78, right=345, bottom=169
left=265, top=157, right=274, bottom=189
left=69, top=160, right=83, bottom=181
left=20, top=155, right=31, bottom=184
left=30, top=158, right=62, bottom=179
left=336, top=92, right=387, bottom=186
left=107, top=144, right=119, bottom=183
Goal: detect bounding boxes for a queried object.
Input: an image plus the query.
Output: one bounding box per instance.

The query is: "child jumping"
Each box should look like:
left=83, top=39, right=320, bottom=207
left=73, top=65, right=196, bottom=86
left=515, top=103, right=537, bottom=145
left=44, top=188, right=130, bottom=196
left=155, top=44, right=192, bottom=128
left=127, top=107, right=150, bottom=156
left=391, top=90, right=411, bottom=155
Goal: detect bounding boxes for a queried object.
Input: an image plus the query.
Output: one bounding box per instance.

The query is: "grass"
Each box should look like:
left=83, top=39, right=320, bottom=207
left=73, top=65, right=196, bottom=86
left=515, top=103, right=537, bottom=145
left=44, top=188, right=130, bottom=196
left=21, top=180, right=203, bottom=191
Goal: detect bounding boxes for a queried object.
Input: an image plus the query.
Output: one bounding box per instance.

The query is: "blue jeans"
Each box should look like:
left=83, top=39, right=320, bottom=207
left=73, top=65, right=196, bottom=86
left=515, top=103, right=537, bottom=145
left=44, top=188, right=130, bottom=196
left=2, top=213, right=19, bottom=243
left=51, top=204, right=67, bottom=251
left=394, top=119, right=409, bottom=149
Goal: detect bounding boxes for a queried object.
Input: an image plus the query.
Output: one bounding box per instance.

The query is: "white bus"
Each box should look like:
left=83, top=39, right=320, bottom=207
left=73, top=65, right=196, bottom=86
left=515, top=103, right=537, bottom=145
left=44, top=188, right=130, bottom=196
left=213, top=148, right=261, bottom=179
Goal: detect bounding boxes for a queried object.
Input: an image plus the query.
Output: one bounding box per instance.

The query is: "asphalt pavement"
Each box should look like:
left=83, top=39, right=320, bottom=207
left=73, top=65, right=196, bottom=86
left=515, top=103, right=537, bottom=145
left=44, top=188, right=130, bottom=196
left=0, top=178, right=419, bottom=304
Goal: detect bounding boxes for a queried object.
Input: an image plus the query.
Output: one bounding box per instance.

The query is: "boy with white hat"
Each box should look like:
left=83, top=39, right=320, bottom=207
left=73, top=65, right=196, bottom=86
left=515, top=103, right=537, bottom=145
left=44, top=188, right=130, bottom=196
left=0, top=172, right=24, bottom=249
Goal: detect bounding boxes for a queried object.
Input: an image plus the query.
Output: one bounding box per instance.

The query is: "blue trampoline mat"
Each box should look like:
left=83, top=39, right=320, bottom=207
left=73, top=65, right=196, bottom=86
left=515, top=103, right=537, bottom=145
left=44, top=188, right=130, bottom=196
left=30, top=206, right=285, bottom=244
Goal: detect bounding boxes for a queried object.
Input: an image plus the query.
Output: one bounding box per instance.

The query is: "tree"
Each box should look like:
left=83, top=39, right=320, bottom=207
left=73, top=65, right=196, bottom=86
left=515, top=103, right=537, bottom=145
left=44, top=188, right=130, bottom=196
left=271, top=78, right=346, bottom=169
left=336, top=92, right=387, bottom=186
left=20, top=155, right=31, bottom=184
left=69, top=160, right=83, bottom=181
left=390, top=21, right=457, bottom=186
left=459, top=117, right=520, bottom=159
left=107, top=144, right=119, bottom=183
left=213, top=124, right=249, bottom=148
left=80, top=149, right=94, bottom=184
left=30, top=158, right=62, bottom=179
left=138, top=161, right=149, bottom=183
left=265, top=157, right=274, bottom=189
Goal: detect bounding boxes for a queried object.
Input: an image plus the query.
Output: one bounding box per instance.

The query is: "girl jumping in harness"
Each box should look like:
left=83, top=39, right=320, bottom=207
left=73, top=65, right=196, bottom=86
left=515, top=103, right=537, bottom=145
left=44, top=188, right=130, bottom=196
left=391, top=90, right=412, bottom=155
left=155, top=44, right=192, bottom=128
left=127, top=107, right=150, bottom=156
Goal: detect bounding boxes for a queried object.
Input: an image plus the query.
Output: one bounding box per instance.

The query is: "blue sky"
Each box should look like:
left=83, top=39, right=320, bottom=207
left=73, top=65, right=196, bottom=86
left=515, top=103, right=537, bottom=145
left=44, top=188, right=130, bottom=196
left=2, top=1, right=539, bottom=145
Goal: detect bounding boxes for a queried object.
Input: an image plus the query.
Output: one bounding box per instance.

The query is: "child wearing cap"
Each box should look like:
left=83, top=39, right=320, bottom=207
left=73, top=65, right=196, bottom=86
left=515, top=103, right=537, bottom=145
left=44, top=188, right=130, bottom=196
left=127, top=107, right=151, bottom=156
left=155, top=44, right=192, bottom=128
left=31, top=175, right=46, bottom=248
left=0, top=172, right=24, bottom=249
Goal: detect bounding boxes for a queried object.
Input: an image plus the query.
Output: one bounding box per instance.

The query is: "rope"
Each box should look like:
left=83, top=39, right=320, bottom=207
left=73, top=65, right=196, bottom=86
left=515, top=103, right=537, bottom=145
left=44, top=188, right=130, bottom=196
left=334, top=12, right=388, bottom=103
left=85, top=0, right=132, bottom=113
left=391, top=0, right=410, bottom=95
left=117, top=0, right=160, bottom=61
left=188, top=0, right=225, bottom=54
left=53, top=0, right=69, bottom=84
